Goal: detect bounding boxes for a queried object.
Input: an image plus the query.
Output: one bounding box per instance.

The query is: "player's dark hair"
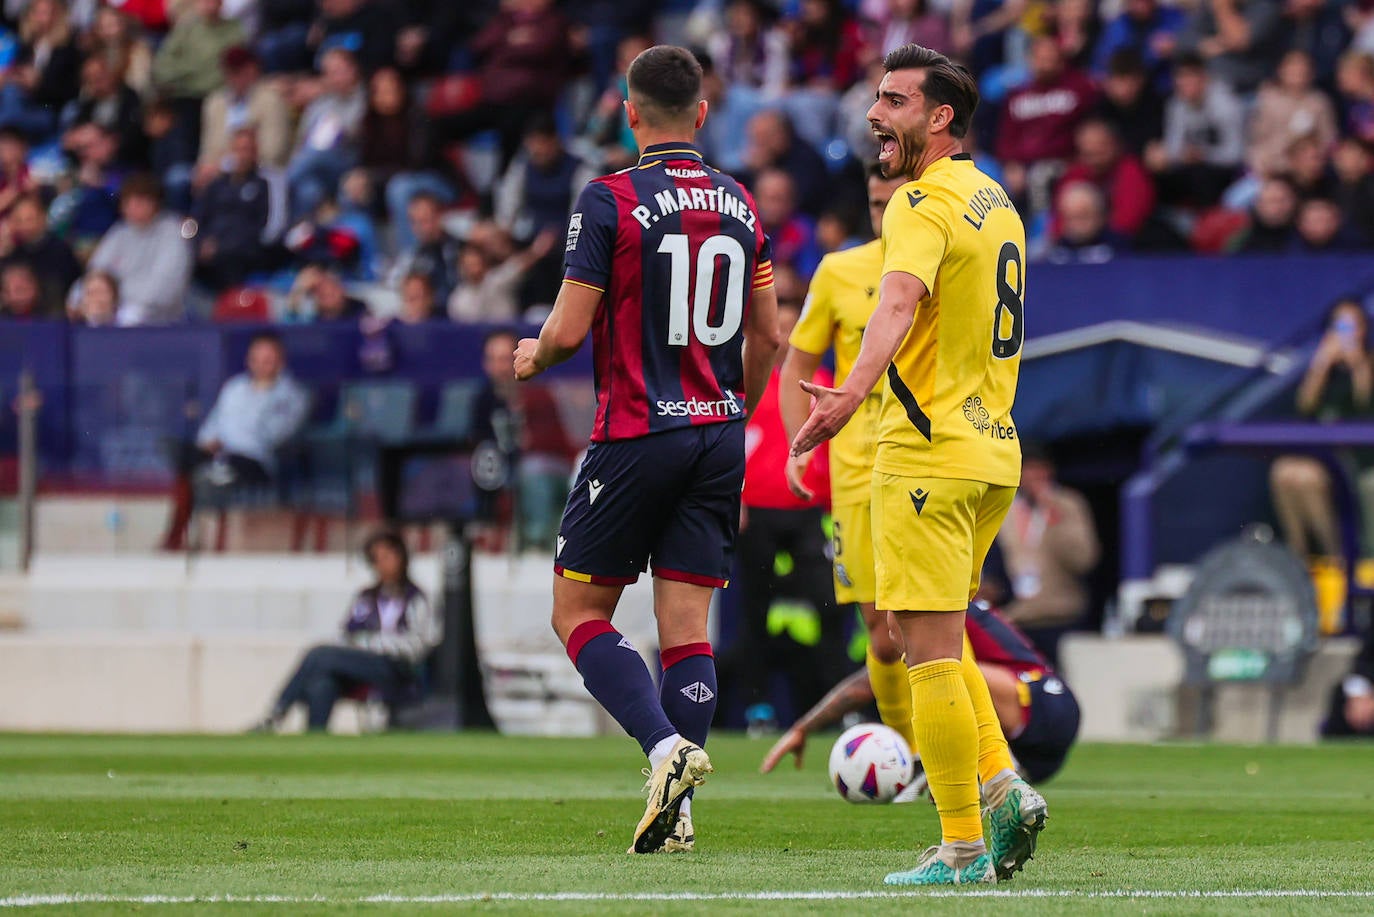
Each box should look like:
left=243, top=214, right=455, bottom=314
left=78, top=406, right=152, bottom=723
left=627, top=45, right=703, bottom=126
left=882, top=44, right=979, bottom=140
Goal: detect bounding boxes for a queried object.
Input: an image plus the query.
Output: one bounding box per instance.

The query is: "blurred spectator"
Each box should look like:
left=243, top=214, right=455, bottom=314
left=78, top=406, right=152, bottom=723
left=0, top=260, right=60, bottom=318
left=84, top=5, right=154, bottom=99
left=197, top=46, right=291, bottom=180
left=1271, top=299, right=1372, bottom=562
left=1057, top=119, right=1156, bottom=241
left=0, top=192, right=80, bottom=299
left=707, top=0, right=789, bottom=97
left=189, top=127, right=274, bottom=291
left=1287, top=134, right=1339, bottom=198
left=1042, top=180, right=1121, bottom=263
left=0, top=0, right=82, bottom=139
left=785, top=0, right=864, bottom=91
left=494, top=114, right=595, bottom=305
left=1248, top=49, right=1339, bottom=177
left=1093, top=50, right=1165, bottom=157
left=472, top=326, right=578, bottom=547
left=285, top=264, right=367, bottom=321
left=362, top=67, right=450, bottom=246
left=1056, top=0, right=1103, bottom=70
left=1337, top=52, right=1374, bottom=146
left=62, top=53, right=145, bottom=167
left=1333, top=136, right=1374, bottom=242
left=563, top=0, right=656, bottom=93
left=447, top=229, right=555, bottom=323
left=0, top=127, right=33, bottom=217
left=496, top=114, right=596, bottom=244
left=152, top=0, right=245, bottom=161
left=393, top=0, right=485, bottom=77
left=396, top=271, right=436, bottom=324
left=1322, top=620, right=1374, bottom=737
left=581, top=33, right=654, bottom=172
left=868, top=0, right=950, bottom=61
left=311, top=0, right=399, bottom=74
left=743, top=109, right=830, bottom=216
left=1291, top=195, right=1363, bottom=250
left=430, top=0, right=572, bottom=170
left=256, top=0, right=316, bottom=74
left=996, top=442, right=1100, bottom=667
left=1233, top=175, right=1301, bottom=250
left=87, top=173, right=192, bottom=324
left=1283, top=0, right=1350, bottom=84
left=754, top=167, right=821, bottom=279
left=390, top=191, right=457, bottom=304
left=145, top=98, right=197, bottom=211
left=286, top=46, right=364, bottom=219
left=162, top=331, right=309, bottom=550
left=49, top=123, right=123, bottom=253
left=997, top=36, right=1099, bottom=206
left=68, top=268, right=121, bottom=325
left=253, top=530, right=440, bottom=732
left=1151, top=52, right=1245, bottom=206
left=1178, top=0, right=1286, bottom=94
left=1093, top=0, right=1187, bottom=86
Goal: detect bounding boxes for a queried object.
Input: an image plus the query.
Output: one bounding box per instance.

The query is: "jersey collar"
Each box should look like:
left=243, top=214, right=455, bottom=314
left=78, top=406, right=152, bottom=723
left=950, top=153, right=973, bottom=161
left=639, top=142, right=705, bottom=165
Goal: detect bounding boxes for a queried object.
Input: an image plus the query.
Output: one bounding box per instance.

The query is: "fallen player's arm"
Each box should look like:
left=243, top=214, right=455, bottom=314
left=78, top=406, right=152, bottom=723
left=515, top=281, right=601, bottom=380
left=759, top=668, right=875, bottom=773
left=791, top=271, right=926, bottom=455
left=742, top=282, right=781, bottom=416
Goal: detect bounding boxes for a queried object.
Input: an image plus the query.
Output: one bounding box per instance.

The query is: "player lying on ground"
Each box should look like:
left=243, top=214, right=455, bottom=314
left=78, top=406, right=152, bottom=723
left=514, top=45, right=779, bottom=855
left=759, top=601, right=1081, bottom=788
left=791, top=44, right=1038, bottom=886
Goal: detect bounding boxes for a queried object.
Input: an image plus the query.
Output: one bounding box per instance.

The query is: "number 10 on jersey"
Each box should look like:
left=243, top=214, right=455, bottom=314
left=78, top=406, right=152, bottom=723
left=659, top=233, right=746, bottom=347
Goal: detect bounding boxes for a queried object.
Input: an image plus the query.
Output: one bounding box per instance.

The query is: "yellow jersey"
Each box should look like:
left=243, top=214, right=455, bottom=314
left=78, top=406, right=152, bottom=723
left=790, top=239, right=885, bottom=505
left=877, top=153, right=1024, bottom=487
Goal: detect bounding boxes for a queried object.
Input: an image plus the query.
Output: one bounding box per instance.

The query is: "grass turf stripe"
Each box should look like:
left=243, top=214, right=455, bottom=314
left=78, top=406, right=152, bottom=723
left=5, top=891, right=1374, bottom=906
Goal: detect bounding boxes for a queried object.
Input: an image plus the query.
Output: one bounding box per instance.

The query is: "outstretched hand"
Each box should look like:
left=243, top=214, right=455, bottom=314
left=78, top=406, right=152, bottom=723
left=790, top=380, right=861, bottom=457
left=760, top=727, right=808, bottom=773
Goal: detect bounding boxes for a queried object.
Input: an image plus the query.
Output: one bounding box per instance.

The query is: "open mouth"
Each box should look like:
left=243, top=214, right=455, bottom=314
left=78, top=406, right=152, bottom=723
left=873, top=129, right=898, bottom=163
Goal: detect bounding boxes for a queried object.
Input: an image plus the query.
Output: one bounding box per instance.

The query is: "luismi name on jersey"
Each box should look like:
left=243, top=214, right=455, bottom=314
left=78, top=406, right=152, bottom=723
left=631, top=186, right=758, bottom=232
left=962, top=184, right=1016, bottom=231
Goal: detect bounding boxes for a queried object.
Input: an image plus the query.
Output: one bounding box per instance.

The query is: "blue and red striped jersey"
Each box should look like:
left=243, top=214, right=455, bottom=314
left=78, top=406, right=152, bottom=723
left=967, top=601, right=1052, bottom=678
left=563, top=141, right=773, bottom=443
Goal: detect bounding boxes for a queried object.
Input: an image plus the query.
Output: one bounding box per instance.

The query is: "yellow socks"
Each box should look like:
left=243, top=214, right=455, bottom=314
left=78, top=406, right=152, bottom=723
left=907, top=658, right=982, bottom=844
left=960, top=633, right=1017, bottom=785
left=867, top=645, right=918, bottom=753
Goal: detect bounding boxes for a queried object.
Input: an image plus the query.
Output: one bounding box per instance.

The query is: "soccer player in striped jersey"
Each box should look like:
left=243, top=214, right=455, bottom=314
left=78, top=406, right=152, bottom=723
left=515, top=45, right=779, bottom=855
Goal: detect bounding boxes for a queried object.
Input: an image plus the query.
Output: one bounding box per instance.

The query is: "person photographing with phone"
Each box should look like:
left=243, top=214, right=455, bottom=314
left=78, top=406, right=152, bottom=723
left=1270, top=299, right=1374, bottom=567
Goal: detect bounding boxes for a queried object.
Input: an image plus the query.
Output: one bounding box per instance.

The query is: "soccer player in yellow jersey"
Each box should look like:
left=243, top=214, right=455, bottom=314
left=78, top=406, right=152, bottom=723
left=793, top=44, right=1047, bottom=886
left=779, top=165, right=919, bottom=756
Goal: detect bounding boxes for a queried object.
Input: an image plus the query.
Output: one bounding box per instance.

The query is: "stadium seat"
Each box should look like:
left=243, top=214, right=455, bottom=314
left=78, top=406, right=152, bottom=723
left=212, top=288, right=273, bottom=323
left=428, top=380, right=482, bottom=440
left=337, top=380, right=417, bottom=443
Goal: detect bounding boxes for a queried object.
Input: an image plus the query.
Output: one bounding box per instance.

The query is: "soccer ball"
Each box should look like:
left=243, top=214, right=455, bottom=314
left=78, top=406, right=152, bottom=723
left=827, top=723, right=915, bottom=803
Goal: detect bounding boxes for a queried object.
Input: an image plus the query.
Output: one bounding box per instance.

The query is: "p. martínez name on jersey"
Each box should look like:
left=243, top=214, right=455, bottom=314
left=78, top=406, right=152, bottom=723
left=632, top=185, right=759, bottom=232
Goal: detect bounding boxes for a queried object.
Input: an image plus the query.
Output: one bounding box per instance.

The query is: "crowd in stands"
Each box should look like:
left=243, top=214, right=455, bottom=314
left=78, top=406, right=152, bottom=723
left=0, top=0, right=1369, bottom=325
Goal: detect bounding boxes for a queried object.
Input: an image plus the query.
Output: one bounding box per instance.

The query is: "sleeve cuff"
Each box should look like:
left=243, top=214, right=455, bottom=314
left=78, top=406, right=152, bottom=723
left=563, top=275, right=606, bottom=294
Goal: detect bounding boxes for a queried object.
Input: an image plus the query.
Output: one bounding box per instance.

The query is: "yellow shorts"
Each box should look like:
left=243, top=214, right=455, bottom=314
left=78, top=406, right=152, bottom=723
left=830, top=501, right=876, bottom=606
left=871, top=472, right=1016, bottom=612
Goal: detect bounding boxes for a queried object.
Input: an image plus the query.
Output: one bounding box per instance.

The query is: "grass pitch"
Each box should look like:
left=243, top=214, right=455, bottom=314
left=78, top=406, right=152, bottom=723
left=2, top=733, right=1374, bottom=915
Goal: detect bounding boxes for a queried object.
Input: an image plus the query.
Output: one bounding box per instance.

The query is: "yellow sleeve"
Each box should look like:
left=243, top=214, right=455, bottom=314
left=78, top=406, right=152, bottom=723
left=881, top=191, right=949, bottom=292
left=789, top=256, right=835, bottom=355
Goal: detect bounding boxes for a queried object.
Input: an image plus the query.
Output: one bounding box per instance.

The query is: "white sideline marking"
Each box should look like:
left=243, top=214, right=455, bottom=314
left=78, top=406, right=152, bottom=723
left=4, top=890, right=1374, bottom=907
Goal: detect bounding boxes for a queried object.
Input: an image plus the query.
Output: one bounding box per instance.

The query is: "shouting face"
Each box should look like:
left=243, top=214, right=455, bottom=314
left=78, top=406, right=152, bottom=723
left=867, top=69, right=933, bottom=180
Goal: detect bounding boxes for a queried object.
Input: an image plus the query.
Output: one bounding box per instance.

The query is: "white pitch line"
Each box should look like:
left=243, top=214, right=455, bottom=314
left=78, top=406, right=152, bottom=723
left=5, top=890, right=1374, bottom=907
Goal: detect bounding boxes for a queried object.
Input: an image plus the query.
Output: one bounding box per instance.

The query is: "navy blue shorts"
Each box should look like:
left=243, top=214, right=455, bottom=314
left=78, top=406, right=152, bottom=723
left=1010, top=673, right=1081, bottom=783
left=555, top=422, right=745, bottom=588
